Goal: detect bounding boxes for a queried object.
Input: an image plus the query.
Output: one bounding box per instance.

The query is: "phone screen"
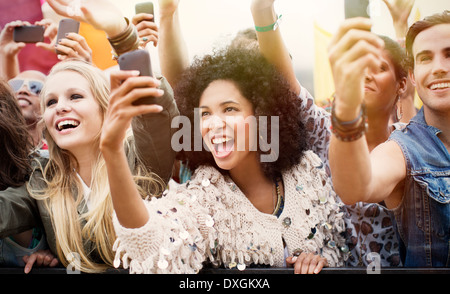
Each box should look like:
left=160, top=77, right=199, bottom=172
left=135, top=2, right=155, bottom=22
left=55, top=19, right=81, bottom=55
left=344, top=0, right=370, bottom=19
left=118, top=49, right=156, bottom=105
left=13, top=26, right=45, bottom=43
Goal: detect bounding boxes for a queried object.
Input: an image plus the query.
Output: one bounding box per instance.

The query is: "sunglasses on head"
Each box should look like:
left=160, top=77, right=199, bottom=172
left=8, top=79, right=44, bottom=96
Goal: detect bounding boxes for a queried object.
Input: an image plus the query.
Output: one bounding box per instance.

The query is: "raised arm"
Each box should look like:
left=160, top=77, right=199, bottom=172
left=157, top=0, right=189, bottom=87
left=383, top=0, right=417, bottom=123
left=250, top=0, right=300, bottom=95
left=382, top=0, right=414, bottom=41
left=100, top=70, right=165, bottom=228
left=327, top=18, right=405, bottom=208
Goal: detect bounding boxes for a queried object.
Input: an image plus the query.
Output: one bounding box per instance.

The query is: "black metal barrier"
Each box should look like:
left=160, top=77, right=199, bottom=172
left=1, top=266, right=446, bottom=293
left=0, top=267, right=449, bottom=274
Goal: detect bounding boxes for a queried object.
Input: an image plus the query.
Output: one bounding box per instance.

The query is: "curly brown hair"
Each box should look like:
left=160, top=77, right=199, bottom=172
left=0, top=79, right=33, bottom=190
left=174, top=47, right=308, bottom=180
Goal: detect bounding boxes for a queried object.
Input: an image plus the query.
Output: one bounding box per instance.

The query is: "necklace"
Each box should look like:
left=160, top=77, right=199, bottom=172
left=272, top=178, right=284, bottom=217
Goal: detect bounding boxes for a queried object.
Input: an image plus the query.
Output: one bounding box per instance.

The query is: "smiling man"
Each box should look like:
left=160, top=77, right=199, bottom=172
left=8, top=70, right=47, bottom=150
left=328, top=11, right=450, bottom=268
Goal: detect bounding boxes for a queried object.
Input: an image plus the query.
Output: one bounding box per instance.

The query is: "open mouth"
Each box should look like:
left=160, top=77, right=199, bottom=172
left=56, top=119, right=80, bottom=132
left=17, top=97, right=32, bottom=107
left=211, top=136, right=234, bottom=158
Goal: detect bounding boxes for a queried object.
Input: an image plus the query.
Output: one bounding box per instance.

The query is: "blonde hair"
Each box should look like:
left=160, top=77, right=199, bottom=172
left=29, top=59, right=164, bottom=273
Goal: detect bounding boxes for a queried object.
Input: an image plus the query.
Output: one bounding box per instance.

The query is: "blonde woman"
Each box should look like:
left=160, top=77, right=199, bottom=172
left=0, top=59, right=178, bottom=273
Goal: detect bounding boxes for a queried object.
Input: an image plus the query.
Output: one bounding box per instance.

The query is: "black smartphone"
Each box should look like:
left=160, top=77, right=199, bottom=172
left=135, top=2, right=155, bottom=22
left=118, top=49, right=157, bottom=105
left=13, top=25, right=45, bottom=43
left=55, top=19, right=80, bottom=55
left=345, top=0, right=370, bottom=19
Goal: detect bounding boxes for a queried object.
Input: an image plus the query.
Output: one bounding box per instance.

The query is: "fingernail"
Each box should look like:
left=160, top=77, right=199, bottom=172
left=291, top=256, right=298, bottom=262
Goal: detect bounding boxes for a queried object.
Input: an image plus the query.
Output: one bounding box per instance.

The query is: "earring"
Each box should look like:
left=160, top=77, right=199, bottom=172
left=396, top=98, right=403, bottom=121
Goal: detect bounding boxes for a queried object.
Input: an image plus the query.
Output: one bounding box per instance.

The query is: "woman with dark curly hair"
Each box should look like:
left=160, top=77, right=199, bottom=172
left=174, top=47, right=308, bottom=180
left=105, top=47, right=347, bottom=274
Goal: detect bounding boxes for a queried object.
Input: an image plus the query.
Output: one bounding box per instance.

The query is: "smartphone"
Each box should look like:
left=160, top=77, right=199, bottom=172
left=55, top=19, right=80, bottom=55
left=13, top=26, right=45, bottom=43
left=118, top=49, right=157, bottom=105
left=344, top=0, right=370, bottom=19
left=135, top=2, right=155, bottom=23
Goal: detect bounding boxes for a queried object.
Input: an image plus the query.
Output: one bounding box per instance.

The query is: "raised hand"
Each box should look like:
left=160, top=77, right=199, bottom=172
left=382, top=0, right=415, bottom=37
left=132, top=13, right=159, bottom=47
left=327, top=18, right=384, bottom=120
left=159, top=0, right=180, bottom=17
left=46, top=0, right=126, bottom=37
left=100, top=70, right=164, bottom=153
left=0, top=21, right=30, bottom=57
left=54, top=32, right=93, bottom=62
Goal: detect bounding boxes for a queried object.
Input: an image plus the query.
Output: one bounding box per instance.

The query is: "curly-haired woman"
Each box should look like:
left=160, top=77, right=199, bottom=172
left=104, top=47, right=347, bottom=274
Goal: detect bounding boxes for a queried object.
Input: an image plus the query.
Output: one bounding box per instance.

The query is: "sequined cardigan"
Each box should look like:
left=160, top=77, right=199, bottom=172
left=112, top=151, right=346, bottom=274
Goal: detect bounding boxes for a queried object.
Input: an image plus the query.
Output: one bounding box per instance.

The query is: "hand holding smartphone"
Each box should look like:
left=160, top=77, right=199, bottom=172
left=13, top=26, right=45, bottom=43
left=118, top=49, right=157, bottom=105
left=135, top=2, right=155, bottom=22
left=55, top=19, right=81, bottom=55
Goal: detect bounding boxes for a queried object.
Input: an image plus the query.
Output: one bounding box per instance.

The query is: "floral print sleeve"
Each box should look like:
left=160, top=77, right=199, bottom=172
left=298, top=86, right=332, bottom=176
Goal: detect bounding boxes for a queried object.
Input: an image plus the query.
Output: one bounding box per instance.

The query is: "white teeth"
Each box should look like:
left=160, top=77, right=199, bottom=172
left=430, top=82, right=450, bottom=90
left=57, top=120, right=79, bottom=131
left=212, top=137, right=231, bottom=144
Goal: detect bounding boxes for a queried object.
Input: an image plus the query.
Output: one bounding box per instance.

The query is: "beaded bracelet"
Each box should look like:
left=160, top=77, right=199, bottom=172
left=255, top=14, right=282, bottom=32
left=330, top=100, right=367, bottom=142
left=108, top=17, right=141, bottom=60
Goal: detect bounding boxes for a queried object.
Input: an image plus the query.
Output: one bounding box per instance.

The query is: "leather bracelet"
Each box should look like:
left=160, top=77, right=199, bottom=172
left=331, top=100, right=367, bottom=142
left=108, top=17, right=141, bottom=60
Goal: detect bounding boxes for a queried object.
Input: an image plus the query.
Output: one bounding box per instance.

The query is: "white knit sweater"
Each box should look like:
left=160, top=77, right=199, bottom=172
left=112, top=151, right=346, bottom=274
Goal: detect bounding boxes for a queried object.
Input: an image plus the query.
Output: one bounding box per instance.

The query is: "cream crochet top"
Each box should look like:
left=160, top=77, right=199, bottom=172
left=112, top=151, right=346, bottom=274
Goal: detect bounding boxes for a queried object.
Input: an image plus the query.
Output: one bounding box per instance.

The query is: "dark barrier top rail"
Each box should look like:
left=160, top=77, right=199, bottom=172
left=0, top=267, right=449, bottom=274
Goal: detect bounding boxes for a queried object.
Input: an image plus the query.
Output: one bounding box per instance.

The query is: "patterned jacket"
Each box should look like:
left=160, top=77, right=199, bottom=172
left=113, top=151, right=346, bottom=274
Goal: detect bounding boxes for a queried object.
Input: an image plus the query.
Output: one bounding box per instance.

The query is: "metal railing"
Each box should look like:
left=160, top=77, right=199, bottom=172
left=1, top=267, right=448, bottom=274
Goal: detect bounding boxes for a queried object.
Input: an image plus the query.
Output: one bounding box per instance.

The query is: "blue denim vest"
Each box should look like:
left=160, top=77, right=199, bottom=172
left=389, top=108, right=450, bottom=267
